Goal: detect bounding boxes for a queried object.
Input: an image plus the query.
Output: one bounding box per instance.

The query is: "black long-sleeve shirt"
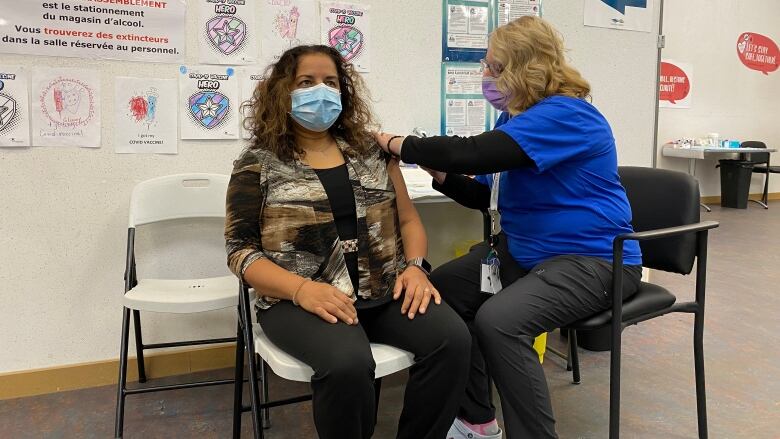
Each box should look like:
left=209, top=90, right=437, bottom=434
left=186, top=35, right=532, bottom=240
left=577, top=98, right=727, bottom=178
left=399, top=130, right=536, bottom=210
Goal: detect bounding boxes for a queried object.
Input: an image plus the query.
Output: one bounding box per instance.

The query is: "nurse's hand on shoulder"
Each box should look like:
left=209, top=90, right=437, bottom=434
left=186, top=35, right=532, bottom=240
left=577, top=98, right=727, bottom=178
left=296, top=281, right=359, bottom=325
left=394, top=265, right=441, bottom=319
left=373, top=131, right=404, bottom=157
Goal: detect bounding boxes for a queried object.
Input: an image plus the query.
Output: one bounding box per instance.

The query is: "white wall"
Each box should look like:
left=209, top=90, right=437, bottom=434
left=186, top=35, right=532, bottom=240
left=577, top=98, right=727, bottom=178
left=657, top=0, right=780, bottom=196
left=0, top=0, right=659, bottom=373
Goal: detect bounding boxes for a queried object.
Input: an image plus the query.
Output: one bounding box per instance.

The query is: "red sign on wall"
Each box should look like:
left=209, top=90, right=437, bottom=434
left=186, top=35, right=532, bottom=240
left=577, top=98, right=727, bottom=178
left=736, top=32, right=779, bottom=75
left=659, top=61, right=691, bottom=108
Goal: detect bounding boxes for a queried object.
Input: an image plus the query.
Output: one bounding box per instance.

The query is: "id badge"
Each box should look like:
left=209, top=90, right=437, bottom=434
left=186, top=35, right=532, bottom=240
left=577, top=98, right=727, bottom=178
left=480, top=250, right=503, bottom=294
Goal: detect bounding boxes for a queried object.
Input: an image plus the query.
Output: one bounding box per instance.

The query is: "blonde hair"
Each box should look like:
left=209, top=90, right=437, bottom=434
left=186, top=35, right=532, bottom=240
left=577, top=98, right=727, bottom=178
left=491, top=16, right=590, bottom=115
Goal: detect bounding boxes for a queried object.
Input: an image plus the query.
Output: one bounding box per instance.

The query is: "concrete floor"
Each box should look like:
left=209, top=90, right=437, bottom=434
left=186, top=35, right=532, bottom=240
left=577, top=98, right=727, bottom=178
left=1, top=202, right=779, bottom=438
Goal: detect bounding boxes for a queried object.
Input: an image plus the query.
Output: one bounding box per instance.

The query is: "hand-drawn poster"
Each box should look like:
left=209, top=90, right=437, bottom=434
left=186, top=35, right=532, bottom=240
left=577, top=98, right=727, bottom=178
left=320, top=2, right=370, bottom=72
left=114, top=77, right=178, bottom=153
left=239, top=69, right=264, bottom=139
left=260, top=0, right=319, bottom=68
left=0, top=67, right=31, bottom=147
left=198, top=0, right=258, bottom=65
left=584, top=0, right=654, bottom=33
left=179, top=65, right=240, bottom=140
left=31, top=68, right=101, bottom=148
left=497, top=0, right=542, bottom=27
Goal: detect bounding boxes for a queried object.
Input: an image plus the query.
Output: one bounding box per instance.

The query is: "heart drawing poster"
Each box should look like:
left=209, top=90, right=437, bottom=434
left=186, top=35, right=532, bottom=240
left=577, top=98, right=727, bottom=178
left=320, top=2, right=371, bottom=72
left=179, top=65, right=240, bottom=140
left=199, top=0, right=258, bottom=65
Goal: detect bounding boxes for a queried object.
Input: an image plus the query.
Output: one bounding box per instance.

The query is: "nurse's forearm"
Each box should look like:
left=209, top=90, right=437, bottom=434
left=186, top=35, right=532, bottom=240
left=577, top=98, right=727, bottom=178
left=399, top=130, right=535, bottom=174
left=432, top=174, right=490, bottom=210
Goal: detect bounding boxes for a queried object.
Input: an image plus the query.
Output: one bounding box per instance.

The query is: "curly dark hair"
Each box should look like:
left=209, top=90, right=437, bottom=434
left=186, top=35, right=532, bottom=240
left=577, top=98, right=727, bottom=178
left=242, top=45, right=376, bottom=162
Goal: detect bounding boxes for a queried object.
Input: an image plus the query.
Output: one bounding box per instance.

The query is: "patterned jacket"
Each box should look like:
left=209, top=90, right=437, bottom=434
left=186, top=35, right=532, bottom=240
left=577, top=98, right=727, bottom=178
left=225, top=139, right=406, bottom=309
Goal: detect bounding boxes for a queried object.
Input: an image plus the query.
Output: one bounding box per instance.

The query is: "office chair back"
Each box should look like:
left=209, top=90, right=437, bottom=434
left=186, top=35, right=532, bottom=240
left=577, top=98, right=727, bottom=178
left=618, top=167, right=700, bottom=275
left=740, top=141, right=770, bottom=165
left=128, top=174, right=230, bottom=227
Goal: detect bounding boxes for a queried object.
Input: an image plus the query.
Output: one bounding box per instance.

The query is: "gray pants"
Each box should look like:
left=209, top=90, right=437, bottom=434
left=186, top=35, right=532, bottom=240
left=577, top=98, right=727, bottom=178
left=430, top=235, right=641, bottom=438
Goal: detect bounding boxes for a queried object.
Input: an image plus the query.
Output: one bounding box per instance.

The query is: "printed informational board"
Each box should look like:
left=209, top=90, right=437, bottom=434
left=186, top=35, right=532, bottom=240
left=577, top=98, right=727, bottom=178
left=31, top=68, right=101, bottom=148
left=198, top=0, right=257, bottom=65
left=114, top=77, right=178, bottom=153
left=320, top=2, right=370, bottom=72
left=260, top=0, right=320, bottom=68
left=179, top=65, right=240, bottom=140
left=442, top=0, right=491, bottom=62
left=659, top=60, right=692, bottom=109
left=736, top=32, right=779, bottom=76
left=440, top=62, right=493, bottom=136
left=0, top=67, right=31, bottom=147
left=0, top=0, right=186, bottom=63
left=583, top=0, right=654, bottom=33
left=496, top=0, right=542, bottom=27
left=239, top=68, right=264, bottom=139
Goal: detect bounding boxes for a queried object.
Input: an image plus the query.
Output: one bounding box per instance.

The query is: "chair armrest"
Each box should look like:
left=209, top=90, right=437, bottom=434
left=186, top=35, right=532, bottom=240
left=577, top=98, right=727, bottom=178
left=614, top=220, right=719, bottom=244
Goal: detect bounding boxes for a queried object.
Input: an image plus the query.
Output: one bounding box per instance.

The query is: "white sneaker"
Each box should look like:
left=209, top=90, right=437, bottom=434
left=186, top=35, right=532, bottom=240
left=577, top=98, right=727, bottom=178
left=447, top=418, right=503, bottom=439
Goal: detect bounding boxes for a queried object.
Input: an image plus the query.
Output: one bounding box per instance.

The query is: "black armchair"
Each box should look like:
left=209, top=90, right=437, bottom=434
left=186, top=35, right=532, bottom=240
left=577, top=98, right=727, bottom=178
left=740, top=141, right=777, bottom=209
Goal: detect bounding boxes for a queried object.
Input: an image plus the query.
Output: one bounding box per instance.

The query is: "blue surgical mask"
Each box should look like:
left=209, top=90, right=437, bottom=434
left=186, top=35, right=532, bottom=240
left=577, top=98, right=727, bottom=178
left=290, top=83, right=342, bottom=132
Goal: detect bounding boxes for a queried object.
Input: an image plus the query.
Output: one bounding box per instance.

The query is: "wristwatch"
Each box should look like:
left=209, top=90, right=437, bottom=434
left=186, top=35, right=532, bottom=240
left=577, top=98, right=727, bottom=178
left=406, top=257, right=431, bottom=276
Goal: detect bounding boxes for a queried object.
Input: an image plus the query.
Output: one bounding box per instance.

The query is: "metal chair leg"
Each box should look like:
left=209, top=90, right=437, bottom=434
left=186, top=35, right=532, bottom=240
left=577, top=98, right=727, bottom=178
left=609, top=327, right=622, bottom=439
left=240, top=291, right=262, bottom=439
left=114, top=308, right=131, bottom=438
left=694, top=310, right=708, bottom=439
left=565, top=329, right=573, bottom=371
left=570, top=330, right=581, bottom=385
left=132, top=310, right=147, bottom=383
left=232, top=316, right=245, bottom=439
left=260, top=360, right=271, bottom=429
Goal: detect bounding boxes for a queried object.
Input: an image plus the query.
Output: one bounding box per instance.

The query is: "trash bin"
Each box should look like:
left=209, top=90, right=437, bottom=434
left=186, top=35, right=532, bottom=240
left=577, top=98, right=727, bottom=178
left=718, top=159, right=753, bottom=209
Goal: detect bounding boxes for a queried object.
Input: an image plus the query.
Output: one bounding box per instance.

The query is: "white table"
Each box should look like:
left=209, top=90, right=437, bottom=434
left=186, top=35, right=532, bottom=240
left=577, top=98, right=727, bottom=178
left=401, top=167, right=451, bottom=203
left=662, top=145, right=777, bottom=210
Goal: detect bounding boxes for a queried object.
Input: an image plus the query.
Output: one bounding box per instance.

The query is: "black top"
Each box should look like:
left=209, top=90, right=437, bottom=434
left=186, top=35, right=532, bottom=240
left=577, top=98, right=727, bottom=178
left=399, top=130, right=535, bottom=209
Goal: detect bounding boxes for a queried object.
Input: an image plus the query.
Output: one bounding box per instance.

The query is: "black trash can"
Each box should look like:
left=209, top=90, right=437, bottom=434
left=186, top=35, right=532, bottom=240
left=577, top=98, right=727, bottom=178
left=718, top=159, right=753, bottom=209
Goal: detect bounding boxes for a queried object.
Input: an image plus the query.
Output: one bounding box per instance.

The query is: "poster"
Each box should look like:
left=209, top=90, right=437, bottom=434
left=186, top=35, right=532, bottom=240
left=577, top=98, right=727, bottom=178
left=583, top=0, right=654, bottom=33
left=440, top=63, right=492, bottom=137
left=31, top=68, right=101, bottom=148
left=179, top=65, right=240, bottom=140
left=198, top=0, right=258, bottom=65
left=239, top=69, right=264, bottom=139
left=736, top=32, right=779, bottom=76
left=0, top=0, right=186, bottom=63
left=659, top=60, right=692, bottom=109
left=260, top=0, right=319, bottom=68
left=497, top=0, right=542, bottom=27
left=0, top=67, right=31, bottom=147
left=442, top=0, right=491, bottom=62
left=320, top=2, right=370, bottom=72
left=114, top=77, right=177, bottom=153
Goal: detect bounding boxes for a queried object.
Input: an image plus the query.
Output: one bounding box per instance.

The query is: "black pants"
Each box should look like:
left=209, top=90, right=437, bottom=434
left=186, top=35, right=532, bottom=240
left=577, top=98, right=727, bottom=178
left=430, top=235, right=642, bottom=439
left=258, top=297, right=471, bottom=439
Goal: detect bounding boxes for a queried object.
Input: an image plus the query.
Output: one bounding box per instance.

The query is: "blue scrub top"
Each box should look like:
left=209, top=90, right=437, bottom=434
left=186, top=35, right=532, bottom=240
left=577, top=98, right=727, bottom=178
left=476, top=95, right=642, bottom=270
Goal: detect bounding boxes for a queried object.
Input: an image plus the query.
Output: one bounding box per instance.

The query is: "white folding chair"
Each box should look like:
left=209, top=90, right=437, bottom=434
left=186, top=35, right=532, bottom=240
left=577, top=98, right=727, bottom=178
left=233, top=282, right=416, bottom=439
left=114, top=174, right=239, bottom=438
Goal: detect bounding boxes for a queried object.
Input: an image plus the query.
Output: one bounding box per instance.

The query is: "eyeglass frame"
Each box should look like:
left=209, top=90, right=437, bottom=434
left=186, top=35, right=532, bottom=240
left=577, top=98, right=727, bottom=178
left=479, top=58, right=504, bottom=77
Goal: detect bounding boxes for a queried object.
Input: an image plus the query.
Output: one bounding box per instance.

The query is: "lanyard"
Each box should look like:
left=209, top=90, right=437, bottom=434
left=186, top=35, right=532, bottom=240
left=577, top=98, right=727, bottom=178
left=488, top=172, right=500, bottom=247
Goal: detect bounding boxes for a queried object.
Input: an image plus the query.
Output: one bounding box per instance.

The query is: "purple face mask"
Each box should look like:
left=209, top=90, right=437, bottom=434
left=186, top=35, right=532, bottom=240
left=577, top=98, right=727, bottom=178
left=482, top=78, right=509, bottom=112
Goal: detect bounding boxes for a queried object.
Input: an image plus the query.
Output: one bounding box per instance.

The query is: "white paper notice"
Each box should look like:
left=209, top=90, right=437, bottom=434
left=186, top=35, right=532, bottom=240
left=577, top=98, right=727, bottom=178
left=447, top=4, right=489, bottom=50
left=584, top=0, right=654, bottom=33
left=444, top=99, right=487, bottom=137
left=260, top=0, right=319, bottom=68
left=179, top=65, right=240, bottom=140
left=321, top=2, right=370, bottom=72
left=0, top=67, right=31, bottom=147
left=498, top=0, right=542, bottom=26
left=114, top=77, right=177, bottom=154
left=239, top=68, right=264, bottom=139
left=445, top=64, right=484, bottom=95
left=31, top=68, right=101, bottom=148
left=198, top=0, right=258, bottom=65
left=0, top=0, right=186, bottom=63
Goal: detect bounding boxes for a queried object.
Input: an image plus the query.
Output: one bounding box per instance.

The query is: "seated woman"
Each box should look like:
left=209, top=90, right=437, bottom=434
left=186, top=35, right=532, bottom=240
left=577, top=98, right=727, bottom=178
left=224, top=45, right=470, bottom=439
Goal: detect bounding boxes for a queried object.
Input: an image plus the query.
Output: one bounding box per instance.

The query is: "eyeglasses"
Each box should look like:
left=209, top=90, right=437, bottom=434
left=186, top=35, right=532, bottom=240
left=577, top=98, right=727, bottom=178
left=479, top=59, right=504, bottom=76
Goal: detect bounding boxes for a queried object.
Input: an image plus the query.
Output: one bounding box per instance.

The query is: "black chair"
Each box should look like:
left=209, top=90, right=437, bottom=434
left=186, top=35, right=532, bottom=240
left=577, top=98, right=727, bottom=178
left=740, top=141, right=778, bottom=209
left=546, top=167, right=718, bottom=438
